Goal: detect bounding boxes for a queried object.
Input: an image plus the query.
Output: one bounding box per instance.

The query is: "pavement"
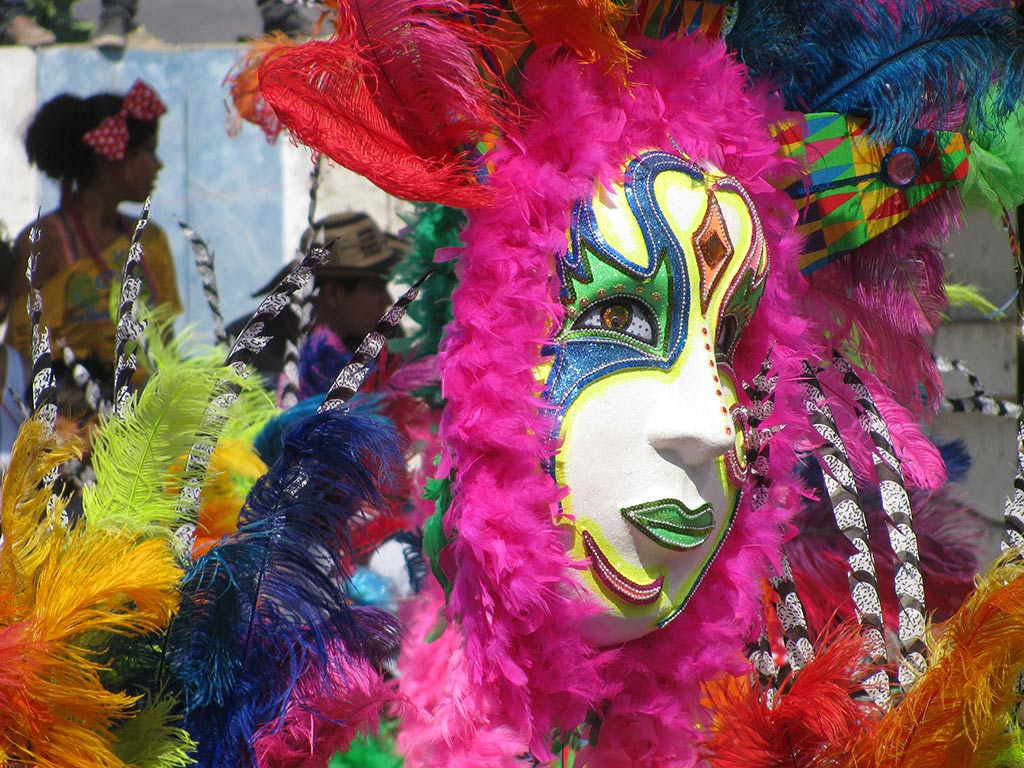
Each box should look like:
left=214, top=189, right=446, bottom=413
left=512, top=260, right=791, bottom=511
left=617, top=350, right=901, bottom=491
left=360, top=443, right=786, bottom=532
left=74, top=0, right=264, bottom=44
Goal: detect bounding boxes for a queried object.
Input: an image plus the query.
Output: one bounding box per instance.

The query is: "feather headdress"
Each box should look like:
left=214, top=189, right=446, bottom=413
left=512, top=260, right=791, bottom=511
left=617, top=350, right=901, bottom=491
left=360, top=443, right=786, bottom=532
left=166, top=278, right=428, bottom=766
left=701, top=622, right=880, bottom=768
left=239, top=0, right=1024, bottom=765
left=843, top=553, right=1024, bottom=767
left=167, top=405, right=406, bottom=767
left=395, top=32, right=805, bottom=766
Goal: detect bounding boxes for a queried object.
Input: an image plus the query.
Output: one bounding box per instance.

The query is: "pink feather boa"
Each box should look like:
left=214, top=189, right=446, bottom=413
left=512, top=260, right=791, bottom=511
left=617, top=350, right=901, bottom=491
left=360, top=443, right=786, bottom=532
left=399, top=26, right=959, bottom=767
left=399, top=34, right=810, bottom=767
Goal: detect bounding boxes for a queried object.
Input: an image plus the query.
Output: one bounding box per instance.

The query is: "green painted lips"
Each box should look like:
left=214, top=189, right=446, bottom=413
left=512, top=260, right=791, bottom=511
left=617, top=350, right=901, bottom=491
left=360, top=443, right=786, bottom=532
left=621, top=499, right=715, bottom=550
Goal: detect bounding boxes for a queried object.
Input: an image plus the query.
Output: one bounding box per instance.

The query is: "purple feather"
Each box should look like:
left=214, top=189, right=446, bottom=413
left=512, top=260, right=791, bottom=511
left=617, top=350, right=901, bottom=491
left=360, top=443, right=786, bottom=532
left=167, top=405, right=405, bottom=767
left=804, top=196, right=957, bottom=414
left=786, top=472, right=987, bottom=641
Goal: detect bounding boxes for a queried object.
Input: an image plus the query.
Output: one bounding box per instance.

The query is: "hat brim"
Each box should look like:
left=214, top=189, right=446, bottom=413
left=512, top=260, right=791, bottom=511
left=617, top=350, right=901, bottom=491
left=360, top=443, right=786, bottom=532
left=250, top=238, right=407, bottom=297
left=250, top=259, right=301, bottom=298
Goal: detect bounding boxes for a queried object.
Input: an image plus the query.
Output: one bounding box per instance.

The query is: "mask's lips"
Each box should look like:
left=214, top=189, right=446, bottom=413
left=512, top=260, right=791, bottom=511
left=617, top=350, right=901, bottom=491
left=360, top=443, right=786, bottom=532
left=582, top=529, right=663, bottom=605
left=620, top=499, right=714, bottom=551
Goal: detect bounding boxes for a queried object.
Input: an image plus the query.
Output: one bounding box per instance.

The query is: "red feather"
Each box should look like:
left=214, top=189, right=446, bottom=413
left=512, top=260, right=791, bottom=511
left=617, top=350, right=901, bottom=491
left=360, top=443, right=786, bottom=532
left=259, top=0, right=516, bottom=207
left=761, top=578, right=790, bottom=669
left=703, top=624, right=881, bottom=768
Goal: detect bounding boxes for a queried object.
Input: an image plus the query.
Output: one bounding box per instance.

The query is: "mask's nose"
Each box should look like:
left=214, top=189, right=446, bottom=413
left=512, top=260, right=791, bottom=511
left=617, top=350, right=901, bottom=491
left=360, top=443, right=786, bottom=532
left=646, top=333, right=734, bottom=467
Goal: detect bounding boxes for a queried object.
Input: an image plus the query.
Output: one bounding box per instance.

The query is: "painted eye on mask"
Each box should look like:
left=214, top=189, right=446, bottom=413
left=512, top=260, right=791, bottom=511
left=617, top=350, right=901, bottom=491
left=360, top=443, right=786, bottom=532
left=715, top=312, right=740, bottom=362
left=570, top=296, right=659, bottom=347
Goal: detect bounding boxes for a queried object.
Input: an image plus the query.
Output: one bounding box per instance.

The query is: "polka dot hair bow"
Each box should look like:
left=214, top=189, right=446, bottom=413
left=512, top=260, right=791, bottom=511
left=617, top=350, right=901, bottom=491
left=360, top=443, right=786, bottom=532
left=81, top=79, right=167, bottom=161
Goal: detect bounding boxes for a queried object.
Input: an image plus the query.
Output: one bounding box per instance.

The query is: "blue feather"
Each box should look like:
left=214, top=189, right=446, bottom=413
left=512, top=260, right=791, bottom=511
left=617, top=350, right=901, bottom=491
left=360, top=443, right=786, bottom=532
left=934, top=435, right=972, bottom=484
left=166, top=404, right=404, bottom=767
left=253, top=393, right=388, bottom=468
left=728, top=0, right=1023, bottom=143
left=252, top=394, right=324, bottom=467
left=726, top=0, right=813, bottom=81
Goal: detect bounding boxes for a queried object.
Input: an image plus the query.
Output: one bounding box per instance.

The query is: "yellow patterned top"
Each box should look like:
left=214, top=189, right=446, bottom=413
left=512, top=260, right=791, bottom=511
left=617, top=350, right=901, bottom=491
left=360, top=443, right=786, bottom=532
left=7, top=222, right=182, bottom=368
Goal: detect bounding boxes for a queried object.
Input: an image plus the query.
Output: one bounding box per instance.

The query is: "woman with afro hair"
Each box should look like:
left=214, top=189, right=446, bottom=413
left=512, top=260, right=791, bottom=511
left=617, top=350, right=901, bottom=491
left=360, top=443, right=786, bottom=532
left=6, top=81, right=181, bottom=405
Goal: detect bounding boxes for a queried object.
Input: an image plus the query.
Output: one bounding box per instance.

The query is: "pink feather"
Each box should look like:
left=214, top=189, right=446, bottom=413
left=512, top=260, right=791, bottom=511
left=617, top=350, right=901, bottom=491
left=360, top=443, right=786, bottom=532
left=253, top=641, right=399, bottom=768
left=409, top=32, right=807, bottom=767
left=802, top=195, right=961, bottom=417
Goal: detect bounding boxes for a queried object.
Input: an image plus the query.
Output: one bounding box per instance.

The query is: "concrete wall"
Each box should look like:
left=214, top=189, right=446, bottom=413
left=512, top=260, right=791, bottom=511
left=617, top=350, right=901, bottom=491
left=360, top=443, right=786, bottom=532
left=935, top=212, right=1021, bottom=562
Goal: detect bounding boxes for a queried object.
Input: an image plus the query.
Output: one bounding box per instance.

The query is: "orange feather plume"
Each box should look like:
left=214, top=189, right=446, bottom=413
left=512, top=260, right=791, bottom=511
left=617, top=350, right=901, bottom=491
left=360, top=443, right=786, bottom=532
left=236, top=0, right=640, bottom=207
left=703, top=623, right=880, bottom=768
left=0, top=421, right=183, bottom=768
left=225, top=32, right=301, bottom=141
left=189, top=438, right=267, bottom=557
left=511, top=0, right=634, bottom=71
left=842, top=553, right=1024, bottom=768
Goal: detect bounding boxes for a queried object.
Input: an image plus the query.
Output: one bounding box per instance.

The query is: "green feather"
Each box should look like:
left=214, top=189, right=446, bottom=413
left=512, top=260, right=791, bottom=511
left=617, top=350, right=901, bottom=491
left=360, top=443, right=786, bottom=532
left=329, top=721, right=403, bottom=768
left=111, top=696, right=198, bottom=768
left=84, top=298, right=278, bottom=537
left=82, top=357, right=235, bottom=536
left=225, top=377, right=278, bottom=443
left=975, top=712, right=1024, bottom=767
left=132, top=303, right=204, bottom=378
left=963, top=91, right=1024, bottom=219
left=389, top=203, right=463, bottom=362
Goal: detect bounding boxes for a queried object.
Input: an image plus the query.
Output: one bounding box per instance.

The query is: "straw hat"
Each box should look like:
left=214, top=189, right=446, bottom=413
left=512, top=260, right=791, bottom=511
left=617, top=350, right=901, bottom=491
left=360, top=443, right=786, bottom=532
left=252, top=211, right=407, bottom=296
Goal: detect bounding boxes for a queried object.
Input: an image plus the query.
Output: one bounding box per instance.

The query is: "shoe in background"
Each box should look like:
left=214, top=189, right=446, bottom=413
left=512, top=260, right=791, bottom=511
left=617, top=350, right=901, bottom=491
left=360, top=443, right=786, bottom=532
left=1, top=14, right=56, bottom=46
left=92, top=12, right=127, bottom=49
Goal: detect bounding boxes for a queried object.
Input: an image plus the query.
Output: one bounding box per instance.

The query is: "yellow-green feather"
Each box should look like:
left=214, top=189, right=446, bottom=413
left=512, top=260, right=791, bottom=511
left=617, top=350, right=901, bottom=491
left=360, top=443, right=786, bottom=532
left=82, top=358, right=231, bottom=536
left=112, top=696, right=198, bottom=768
left=944, top=282, right=1002, bottom=318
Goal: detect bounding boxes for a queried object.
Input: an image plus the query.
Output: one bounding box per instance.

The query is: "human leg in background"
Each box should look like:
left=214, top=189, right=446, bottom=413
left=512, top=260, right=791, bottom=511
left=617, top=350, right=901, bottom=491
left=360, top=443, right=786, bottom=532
left=92, top=0, right=138, bottom=48
left=256, top=0, right=315, bottom=36
left=0, top=0, right=56, bottom=46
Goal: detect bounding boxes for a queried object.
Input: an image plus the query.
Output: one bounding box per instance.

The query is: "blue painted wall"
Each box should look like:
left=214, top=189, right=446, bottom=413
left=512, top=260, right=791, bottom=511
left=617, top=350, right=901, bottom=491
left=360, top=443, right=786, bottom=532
left=34, top=46, right=284, bottom=337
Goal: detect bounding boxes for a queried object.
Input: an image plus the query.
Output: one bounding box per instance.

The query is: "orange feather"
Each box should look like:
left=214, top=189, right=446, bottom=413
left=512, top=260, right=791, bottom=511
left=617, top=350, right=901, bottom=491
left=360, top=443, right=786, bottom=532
left=225, top=32, right=302, bottom=141
left=189, top=438, right=268, bottom=557
left=510, top=0, right=635, bottom=72
left=0, top=421, right=183, bottom=767
left=843, top=554, right=1024, bottom=768
left=703, top=623, right=879, bottom=768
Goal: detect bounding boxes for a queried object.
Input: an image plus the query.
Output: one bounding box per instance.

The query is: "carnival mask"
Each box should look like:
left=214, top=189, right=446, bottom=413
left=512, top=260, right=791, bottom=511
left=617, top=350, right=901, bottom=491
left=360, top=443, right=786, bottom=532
left=545, top=150, right=768, bottom=643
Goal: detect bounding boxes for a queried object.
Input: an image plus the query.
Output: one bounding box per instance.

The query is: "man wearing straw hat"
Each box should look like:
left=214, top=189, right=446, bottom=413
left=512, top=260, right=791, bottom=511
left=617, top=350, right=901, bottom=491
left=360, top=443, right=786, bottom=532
left=232, top=210, right=408, bottom=390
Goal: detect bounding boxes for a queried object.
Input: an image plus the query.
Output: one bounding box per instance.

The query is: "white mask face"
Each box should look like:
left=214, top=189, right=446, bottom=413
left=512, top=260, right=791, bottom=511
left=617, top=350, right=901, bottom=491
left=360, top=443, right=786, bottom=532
left=544, top=150, right=768, bottom=644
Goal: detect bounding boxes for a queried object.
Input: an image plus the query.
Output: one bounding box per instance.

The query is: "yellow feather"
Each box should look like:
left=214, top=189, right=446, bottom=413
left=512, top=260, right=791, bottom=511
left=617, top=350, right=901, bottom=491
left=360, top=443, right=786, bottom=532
left=1, top=422, right=183, bottom=767
left=0, top=420, right=79, bottom=592
left=188, top=439, right=267, bottom=556
left=32, top=531, right=181, bottom=640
